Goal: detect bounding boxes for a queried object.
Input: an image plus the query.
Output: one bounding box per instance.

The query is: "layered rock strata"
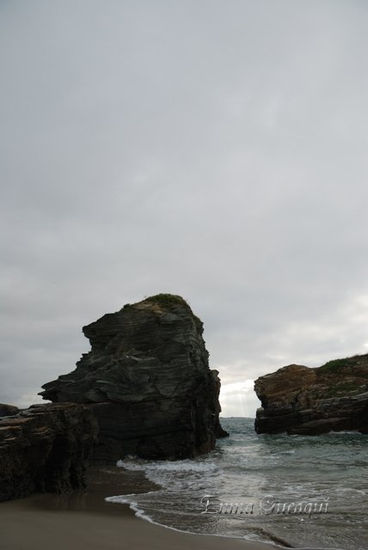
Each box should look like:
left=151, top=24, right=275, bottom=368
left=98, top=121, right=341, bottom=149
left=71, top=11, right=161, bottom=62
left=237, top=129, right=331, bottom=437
left=41, top=294, right=228, bottom=460
left=255, top=354, right=368, bottom=435
left=0, top=403, right=98, bottom=501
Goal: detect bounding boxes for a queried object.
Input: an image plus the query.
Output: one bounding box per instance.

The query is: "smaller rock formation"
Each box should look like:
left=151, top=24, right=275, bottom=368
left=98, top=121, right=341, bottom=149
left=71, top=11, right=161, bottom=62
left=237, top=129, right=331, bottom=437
left=255, top=354, right=368, bottom=435
left=40, top=294, right=228, bottom=461
left=0, top=403, right=98, bottom=502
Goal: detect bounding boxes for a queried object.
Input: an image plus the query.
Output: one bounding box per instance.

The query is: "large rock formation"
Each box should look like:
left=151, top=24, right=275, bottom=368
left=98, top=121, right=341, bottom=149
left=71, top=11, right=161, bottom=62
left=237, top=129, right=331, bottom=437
left=255, top=354, right=368, bottom=435
left=0, top=403, right=98, bottom=501
left=40, top=294, right=228, bottom=461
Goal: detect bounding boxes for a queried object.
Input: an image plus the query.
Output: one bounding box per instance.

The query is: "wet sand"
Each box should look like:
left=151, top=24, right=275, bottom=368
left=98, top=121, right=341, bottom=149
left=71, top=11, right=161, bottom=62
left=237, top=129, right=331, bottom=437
left=0, top=467, right=276, bottom=550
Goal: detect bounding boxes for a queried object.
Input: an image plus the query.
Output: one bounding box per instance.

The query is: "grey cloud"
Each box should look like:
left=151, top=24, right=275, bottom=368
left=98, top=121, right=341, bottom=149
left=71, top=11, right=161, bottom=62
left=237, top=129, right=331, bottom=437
left=1, top=1, right=368, bottom=415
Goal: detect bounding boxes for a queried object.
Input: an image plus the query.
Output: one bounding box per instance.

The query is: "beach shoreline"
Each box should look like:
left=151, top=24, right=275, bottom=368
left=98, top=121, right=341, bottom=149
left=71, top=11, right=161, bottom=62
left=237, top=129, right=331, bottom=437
left=0, top=466, right=278, bottom=550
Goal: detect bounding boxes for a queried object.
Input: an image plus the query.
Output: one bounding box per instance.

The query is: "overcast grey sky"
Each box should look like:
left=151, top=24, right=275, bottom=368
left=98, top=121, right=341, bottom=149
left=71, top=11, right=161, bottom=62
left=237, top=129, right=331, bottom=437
left=1, top=1, right=368, bottom=416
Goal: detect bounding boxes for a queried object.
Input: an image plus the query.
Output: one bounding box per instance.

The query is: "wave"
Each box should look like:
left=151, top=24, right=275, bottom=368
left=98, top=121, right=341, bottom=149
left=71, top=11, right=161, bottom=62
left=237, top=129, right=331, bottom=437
left=104, top=418, right=368, bottom=550
left=117, top=457, right=219, bottom=473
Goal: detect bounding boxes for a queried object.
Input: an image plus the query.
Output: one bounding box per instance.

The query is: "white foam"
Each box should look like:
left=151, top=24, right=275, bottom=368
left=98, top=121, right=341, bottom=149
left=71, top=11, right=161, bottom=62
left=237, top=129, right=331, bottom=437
left=334, top=487, right=367, bottom=495
left=105, top=494, right=292, bottom=548
left=117, top=457, right=218, bottom=473
left=116, top=456, right=222, bottom=497
left=105, top=495, right=157, bottom=524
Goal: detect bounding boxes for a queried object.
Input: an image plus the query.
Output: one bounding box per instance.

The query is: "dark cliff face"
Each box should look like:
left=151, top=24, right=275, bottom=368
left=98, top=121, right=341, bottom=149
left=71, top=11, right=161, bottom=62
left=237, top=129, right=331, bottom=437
left=0, top=404, right=19, bottom=417
left=40, top=294, right=228, bottom=460
left=0, top=403, right=98, bottom=502
left=254, top=354, right=368, bottom=435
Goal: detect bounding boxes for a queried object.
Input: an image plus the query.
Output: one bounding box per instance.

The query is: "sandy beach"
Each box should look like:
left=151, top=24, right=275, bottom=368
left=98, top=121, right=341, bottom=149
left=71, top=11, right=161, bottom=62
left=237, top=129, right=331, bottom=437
left=0, top=467, right=276, bottom=550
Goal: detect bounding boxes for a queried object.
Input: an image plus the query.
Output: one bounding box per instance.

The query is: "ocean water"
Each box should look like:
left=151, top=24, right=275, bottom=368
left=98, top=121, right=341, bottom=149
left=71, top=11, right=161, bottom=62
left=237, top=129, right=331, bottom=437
left=106, top=418, right=368, bottom=549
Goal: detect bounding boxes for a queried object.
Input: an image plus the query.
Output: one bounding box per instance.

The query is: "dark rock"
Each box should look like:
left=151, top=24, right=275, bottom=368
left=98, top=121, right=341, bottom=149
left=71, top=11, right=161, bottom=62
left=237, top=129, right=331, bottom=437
left=0, top=404, right=19, bottom=417
left=255, top=354, right=368, bottom=435
left=0, top=403, right=98, bottom=501
left=40, top=294, right=228, bottom=460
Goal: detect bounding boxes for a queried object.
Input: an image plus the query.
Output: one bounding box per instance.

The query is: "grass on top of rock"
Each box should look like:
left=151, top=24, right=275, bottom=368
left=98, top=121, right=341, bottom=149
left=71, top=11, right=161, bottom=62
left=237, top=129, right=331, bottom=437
left=141, top=293, right=190, bottom=308
left=317, top=355, right=365, bottom=374
left=319, top=358, right=351, bottom=373
left=122, top=294, right=190, bottom=311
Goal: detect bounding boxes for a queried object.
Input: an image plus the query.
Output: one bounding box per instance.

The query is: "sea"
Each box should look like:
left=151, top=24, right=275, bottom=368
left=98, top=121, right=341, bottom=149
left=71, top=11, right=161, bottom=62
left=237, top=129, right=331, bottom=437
left=106, top=417, right=368, bottom=550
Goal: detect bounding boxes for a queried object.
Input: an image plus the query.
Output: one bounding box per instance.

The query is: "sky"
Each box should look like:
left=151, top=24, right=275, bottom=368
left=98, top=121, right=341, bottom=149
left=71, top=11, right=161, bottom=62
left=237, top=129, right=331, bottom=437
left=1, top=1, right=368, bottom=417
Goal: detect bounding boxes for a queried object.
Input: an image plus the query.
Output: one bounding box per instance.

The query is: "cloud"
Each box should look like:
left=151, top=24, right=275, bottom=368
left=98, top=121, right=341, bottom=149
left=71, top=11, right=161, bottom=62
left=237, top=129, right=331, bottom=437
left=1, top=1, right=368, bottom=415
left=220, top=380, right=260, bottom=418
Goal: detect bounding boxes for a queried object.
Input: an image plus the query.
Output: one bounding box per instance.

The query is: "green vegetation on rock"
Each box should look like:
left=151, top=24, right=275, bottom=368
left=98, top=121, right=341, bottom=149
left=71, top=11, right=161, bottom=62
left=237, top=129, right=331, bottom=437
left=318, top=358, right=351, bottom=374
left=142, top=293, right=190, bottom=308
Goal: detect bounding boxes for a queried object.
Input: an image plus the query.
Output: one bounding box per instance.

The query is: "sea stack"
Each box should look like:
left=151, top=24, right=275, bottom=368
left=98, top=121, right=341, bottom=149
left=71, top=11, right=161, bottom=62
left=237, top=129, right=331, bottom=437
left=254, top=354, right=368, bottom=435
left=41, top=294, right=228, bottom=460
